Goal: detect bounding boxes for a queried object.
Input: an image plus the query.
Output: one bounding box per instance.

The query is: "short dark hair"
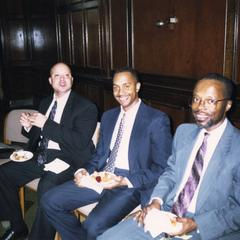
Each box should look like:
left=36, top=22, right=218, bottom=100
left=114, top=67, right=139, bottom=82
left=199, top=73, right=234, bottom=99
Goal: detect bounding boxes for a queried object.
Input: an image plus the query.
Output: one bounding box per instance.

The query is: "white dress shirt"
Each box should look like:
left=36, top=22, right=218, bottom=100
left=43, top=90, right=71, bottom=150
left=108, top=99, right=141, bottom=170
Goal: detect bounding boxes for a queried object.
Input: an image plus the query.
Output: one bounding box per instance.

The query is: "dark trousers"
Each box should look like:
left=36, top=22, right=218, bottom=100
left=0, top=158, right=73, bottom=240
left=42, top=180, right=140, bottom=240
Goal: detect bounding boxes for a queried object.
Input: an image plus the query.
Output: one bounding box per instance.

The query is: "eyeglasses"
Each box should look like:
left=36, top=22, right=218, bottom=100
left=190, top=96, right=229, bottom=107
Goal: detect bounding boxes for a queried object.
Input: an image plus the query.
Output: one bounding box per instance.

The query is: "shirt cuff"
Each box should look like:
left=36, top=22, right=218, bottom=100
left=149, top=197, right=163, bottom=205
left=74, top=168, right=84, bottom=175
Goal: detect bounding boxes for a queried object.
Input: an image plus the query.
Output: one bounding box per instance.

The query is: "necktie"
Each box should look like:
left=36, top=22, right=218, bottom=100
left=104, top=113, right=126, bottom=173
left=37, top=100, right=57, bottom=165
left=172, top=132, right=209, bottom=217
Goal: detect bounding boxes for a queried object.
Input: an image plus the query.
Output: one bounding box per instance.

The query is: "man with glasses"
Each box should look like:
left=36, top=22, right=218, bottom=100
left=99, top=73, right=240, bottom=240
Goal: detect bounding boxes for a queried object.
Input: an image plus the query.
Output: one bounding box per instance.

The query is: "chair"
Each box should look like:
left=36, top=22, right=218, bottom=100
left=4, top=109, right=36, bottom=146
left=3, top=109, right=36, bottom=216
left=20, top=122, right=101, bottom=216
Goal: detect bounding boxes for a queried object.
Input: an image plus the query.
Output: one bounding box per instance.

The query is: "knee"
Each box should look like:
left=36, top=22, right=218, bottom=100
left=83, top=217, right=104, bottom=238
left=40, top=189, right=57, bottom=213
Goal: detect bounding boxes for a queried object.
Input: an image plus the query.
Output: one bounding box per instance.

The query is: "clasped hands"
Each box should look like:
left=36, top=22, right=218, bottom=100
left=134, top=199, right=197, bottom=237
left=74, top=169, right=128, bottom=189
left=20, top=111, right=48, bottom=129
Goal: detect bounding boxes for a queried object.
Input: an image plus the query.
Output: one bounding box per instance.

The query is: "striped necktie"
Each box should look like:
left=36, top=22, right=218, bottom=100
left=104, top=113, right=126, bottom=173
left=37, top=101, right=57, bottom=165
left=172, top=132, right=209, bottom=216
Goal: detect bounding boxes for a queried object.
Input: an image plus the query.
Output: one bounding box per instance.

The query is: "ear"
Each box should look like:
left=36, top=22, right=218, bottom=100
left=136, top=82, right=141, bottom=92
left=226, top=100, right=232, bottom=112
left=48, top=77, right=52, bottom=85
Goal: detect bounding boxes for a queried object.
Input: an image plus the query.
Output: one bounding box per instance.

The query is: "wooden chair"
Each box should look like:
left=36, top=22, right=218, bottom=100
left=20, top=122, right=101, bottom=215
left=3, top=109, right=36, bottom=216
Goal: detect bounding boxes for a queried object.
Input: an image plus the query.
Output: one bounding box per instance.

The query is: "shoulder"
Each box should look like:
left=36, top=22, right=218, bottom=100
left=174, top=123, right=198, bottom=138
left=70, top=91, right=97, bottom=109
left=101, top=107, right=120, bottom=120
left=139, top=102, right=170, bottom=122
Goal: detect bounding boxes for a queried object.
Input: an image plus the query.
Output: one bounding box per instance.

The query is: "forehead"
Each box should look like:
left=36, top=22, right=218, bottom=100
left=193, top=79, right=225, bottom=98
left=51, top=64, right=71, bottom=75
left=113, top=72, right=136, bottom=85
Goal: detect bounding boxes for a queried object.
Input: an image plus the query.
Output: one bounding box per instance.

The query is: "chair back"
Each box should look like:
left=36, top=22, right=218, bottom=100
left=4, top=109, right=36, bottom=144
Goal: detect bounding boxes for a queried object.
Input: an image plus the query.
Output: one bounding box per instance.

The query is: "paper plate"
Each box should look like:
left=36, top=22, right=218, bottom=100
left=10, top=151, right=33, bottom=162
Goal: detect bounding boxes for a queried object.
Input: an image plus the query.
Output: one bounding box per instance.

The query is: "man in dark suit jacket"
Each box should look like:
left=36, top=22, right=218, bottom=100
left=0, top=62, right=98, bottom=240
left=99, top=73, right=240, bottom=240
left=41, top=67, right=172, bottom=240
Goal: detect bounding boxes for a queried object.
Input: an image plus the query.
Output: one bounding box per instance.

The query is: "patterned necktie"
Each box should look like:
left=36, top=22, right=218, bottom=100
left=37, top=100, right=57, bottom=165
left=104, top=113, right=126, bottom=173
left=172, top=132, right=209, bottom=217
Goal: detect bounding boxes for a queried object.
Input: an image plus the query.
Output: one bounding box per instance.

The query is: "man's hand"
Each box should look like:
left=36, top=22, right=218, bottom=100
left=103, top=176, right=128, bottom=189
left=20, top=112, right=33, bottom=129
left=74, top=169, right=89, bottom=185
left=135, top=199, right=161, bottom=226
left=168, top=217, right=197, bottom=236
left=28, top=112, right=48, bottom=128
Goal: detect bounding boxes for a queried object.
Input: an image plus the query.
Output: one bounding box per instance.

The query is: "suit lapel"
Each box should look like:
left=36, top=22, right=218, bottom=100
left=196, top=121, right=233, bottom=210
left=128, top=103, right=149, bottom=170
left=59, top=91, right=74, bottom=124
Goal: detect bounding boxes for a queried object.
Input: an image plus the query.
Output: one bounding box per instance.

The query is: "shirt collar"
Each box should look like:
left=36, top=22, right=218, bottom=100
left=200, top=118, right=228, bottom=137
left=120, top=99, right=141, bottom=116
left=53, top=90, right=71, bottom=105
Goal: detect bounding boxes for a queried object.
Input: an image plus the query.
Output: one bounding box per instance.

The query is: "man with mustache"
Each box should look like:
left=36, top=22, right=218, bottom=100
left=99, top=73, right=240, bottom=240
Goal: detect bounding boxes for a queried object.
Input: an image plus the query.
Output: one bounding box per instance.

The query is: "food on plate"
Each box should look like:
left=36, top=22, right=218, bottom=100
left=91, top=171, right=115, bottom=183
left=12, top=151, right=28, bottom=161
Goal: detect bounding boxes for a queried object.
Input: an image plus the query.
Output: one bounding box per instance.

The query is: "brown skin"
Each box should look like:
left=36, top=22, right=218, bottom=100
left=75, top=71, right=141, bottom=189
left=136, top=79, right=232, bottom=236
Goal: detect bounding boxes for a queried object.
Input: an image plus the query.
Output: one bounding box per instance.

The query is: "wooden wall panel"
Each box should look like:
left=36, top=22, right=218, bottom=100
left=31, top=18, right=58, bottom=62
left=71, top=11, right=85, bottom=66
left=58, top=13, right=71, bottom=63
left=4, top=19, right=29, bottom=62
left=85, top=8, right=101, bottom=68
left=132, top=0, right=226, bottom=78
left=110, top=0, right=128, bottom=69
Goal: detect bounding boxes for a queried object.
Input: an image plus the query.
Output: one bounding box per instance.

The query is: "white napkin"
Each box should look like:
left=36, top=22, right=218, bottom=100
left=78, top=176, right=103, bottom=194
left=44, top=158, right=70, bottom=174
left=144, top=209, right=183, bottom=238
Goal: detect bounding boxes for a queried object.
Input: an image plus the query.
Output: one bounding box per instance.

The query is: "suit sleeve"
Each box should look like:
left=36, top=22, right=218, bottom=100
left=127, top=114, right=172, bottom=189
left=150, top=125, right=183, bottom=201
left=194, top=165, right=240, bottom=239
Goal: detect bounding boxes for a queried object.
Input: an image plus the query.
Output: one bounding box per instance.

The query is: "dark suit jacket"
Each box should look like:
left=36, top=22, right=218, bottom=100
left=23, top=91, right=98, bottom=173
left=152, top=120, right=240, bottom=239
left=84, top=101, right=172, bottom=205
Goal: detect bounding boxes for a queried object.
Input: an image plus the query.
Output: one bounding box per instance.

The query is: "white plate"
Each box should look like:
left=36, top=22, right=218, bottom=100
left=10, top=151, right=33, bottom=162
left=90, top=171, right=116, bottom=186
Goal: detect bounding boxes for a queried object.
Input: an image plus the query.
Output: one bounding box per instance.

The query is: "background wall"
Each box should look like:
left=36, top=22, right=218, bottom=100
left=0, top=0, right=240, bottom=132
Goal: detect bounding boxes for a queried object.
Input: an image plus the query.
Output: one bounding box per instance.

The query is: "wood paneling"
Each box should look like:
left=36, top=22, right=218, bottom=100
left=71, top=11, right=85, bottom=66
left=110, top=0, right=128, bottom=69
left=5, top=19, right=29, bottom=62
left=31, top=17, right=58, bottom=62
left=85, top=8, right=101, bottom=68
left=132, top=0, right=226, bottom=78
left=58, top=13, right=71, bottom=63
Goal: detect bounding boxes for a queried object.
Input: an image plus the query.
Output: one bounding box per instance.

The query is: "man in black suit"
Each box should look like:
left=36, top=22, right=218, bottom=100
left=0, top=62, right=98, bottom=240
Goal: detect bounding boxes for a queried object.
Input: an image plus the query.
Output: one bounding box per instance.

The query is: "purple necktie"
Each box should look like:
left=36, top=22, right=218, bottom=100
left=37, top=100, right=57, bottom=165
left=172, top=132, right=209, bottom=217
left=104, top=113, right=126, bottom=173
